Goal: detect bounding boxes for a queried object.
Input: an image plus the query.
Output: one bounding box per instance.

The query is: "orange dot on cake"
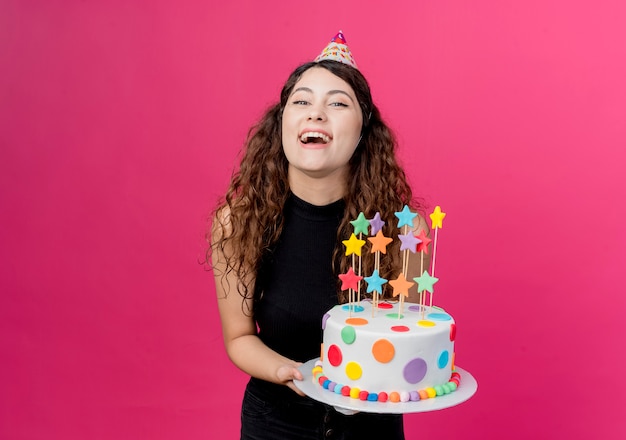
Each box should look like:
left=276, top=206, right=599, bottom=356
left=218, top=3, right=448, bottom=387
left=345, top=317, right=368, bottom=326
left=372, top=339, right=395, bottom=363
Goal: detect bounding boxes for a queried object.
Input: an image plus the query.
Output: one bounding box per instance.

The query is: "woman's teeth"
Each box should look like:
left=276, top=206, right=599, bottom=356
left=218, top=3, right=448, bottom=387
left=300, top=132, right=331, bottom=144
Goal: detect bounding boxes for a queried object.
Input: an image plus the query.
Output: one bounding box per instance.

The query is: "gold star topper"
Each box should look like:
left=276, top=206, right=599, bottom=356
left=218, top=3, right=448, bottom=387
left=342, top=233, right=366, bottom=256
left=429, top=206, right=446, bottom=229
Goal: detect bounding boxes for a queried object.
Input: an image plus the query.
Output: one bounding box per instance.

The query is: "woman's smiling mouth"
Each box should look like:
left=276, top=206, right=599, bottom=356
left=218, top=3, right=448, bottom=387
left=299, top=131, right=332, bottom=144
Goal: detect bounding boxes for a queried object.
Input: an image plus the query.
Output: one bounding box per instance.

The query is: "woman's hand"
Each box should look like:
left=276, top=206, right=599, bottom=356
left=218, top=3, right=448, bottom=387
left=276, top=362, right=305, bottom=396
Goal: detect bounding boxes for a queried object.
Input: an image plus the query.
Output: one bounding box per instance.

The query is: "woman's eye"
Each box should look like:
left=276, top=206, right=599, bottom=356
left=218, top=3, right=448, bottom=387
left=330, top=102, right=349, bottom=107
left=292, top=100, right=309, bottom=105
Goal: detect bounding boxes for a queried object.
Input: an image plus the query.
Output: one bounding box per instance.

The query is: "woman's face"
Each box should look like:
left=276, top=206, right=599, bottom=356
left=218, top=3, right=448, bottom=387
left=281, top=67, right=363, bottom=184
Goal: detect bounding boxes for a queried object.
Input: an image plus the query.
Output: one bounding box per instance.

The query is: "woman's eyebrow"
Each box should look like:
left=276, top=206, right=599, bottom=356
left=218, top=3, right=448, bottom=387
left=292, top=87, right=355, bottom=103
left=292, top=86, right=313, bottom=94
left=327, top=89, right=355, bottom=103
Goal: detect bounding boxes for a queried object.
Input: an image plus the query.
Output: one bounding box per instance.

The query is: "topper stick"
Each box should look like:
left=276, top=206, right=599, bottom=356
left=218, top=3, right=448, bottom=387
left=372, top=250, right=380, bottom=316
left=419, top=254, right=424, bottom=313
left=357, top=233, right=363, bottom=303
left=431, top=227, right=439, bottom=278
left=429, top=228, right=439, bottom=310
left=402, top=225, right=409, bottom=275
left=351, top=253, right=356, bottom=316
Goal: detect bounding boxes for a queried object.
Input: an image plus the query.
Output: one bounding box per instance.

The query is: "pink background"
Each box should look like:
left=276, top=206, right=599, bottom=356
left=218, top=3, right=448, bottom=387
left=2, top=1, right=625, bottom=439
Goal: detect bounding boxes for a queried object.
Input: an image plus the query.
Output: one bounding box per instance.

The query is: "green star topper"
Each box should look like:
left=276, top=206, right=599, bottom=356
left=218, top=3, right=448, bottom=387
left=413, top=270, right=439, bottom=294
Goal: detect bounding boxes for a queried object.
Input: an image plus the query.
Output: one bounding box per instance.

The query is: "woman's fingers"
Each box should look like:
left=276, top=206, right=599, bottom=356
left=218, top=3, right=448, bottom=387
left=277, top=363, right=305, bottom=395
left=286, top=380, right=306, bottom=396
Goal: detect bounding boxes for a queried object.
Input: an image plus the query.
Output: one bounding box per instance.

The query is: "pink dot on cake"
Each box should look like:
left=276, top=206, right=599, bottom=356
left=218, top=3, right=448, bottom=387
left=377, top=302, right=394, bottom=309
left=327, top=345, right=342, bottom=366
left=391, top=325, right=410, bottom=332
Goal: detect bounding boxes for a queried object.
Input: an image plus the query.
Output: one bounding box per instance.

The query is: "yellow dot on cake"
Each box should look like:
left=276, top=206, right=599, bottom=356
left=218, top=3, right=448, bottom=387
left=417, top=320, right=435, bottom=327
left=345, top=361, right=363, bottom=380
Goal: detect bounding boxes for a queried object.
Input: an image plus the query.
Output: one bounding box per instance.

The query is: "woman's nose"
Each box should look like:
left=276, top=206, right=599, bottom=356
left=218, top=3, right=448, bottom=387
left=307, top=105, right=326, bottom=121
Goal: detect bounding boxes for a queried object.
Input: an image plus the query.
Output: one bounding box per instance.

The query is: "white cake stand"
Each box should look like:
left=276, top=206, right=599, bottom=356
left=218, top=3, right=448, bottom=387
left=294, top=358, right=477, bottom=414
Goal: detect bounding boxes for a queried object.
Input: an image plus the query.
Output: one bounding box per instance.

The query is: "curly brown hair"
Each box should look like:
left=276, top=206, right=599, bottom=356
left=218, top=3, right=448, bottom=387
left=209, top=60, right=422, bottom=309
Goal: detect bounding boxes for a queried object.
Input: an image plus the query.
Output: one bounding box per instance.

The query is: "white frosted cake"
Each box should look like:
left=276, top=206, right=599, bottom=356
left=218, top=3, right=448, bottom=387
left=311, top=205, right=460, bottom=403
left=313, top=300, right=459, bottom=403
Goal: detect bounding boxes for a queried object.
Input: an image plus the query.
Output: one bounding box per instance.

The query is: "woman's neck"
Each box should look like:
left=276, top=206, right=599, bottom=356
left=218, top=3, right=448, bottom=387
left=287, top=166, right=347, bottom=206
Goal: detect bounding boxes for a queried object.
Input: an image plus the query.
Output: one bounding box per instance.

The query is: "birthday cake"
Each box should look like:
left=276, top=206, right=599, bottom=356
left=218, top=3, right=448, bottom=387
left=312, top=206, right=461, bottom=403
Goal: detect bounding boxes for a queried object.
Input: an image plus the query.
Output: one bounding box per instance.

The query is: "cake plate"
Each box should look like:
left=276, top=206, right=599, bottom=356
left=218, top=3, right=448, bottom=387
left=294, top=358, right=477, bottom=414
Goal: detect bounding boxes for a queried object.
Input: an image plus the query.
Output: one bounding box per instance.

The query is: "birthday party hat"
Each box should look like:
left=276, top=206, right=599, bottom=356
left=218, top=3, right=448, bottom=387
left=314, top=30, right=358, bottom=69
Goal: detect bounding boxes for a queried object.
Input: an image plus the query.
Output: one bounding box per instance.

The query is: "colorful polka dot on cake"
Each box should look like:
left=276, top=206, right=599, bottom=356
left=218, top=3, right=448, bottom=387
left=345, top=317, right=368, bottom=326
left=341, top=326, right=356, bottom=344
left=372, top=339, right=395, bottom=363
left=403, top=357, right=427, bottom=384
left=322, top=313, right=330, bottom=329
left=327, top=344, right=342, bottom=366
left=345, top=361, right=362, bottom=380
left=438, top=350, right=449, bottom=368
left=427, top=312, right=451, bottom=321
left=391, top=325, right=410, bottom=332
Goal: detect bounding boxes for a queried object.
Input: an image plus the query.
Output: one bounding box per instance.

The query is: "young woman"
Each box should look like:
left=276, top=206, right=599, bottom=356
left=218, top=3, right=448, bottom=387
left=210, top=35, right=428, bottom=440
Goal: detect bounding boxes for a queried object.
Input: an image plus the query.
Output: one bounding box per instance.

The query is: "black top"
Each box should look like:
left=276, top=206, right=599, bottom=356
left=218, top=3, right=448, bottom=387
left=245, top=193, right=405, bottom=437
left=254, top=193, right=344, bottom=363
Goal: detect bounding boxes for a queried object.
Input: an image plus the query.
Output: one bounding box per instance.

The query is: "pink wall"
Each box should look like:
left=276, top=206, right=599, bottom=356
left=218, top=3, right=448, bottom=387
left=1, top=1, right=625, bottom=439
